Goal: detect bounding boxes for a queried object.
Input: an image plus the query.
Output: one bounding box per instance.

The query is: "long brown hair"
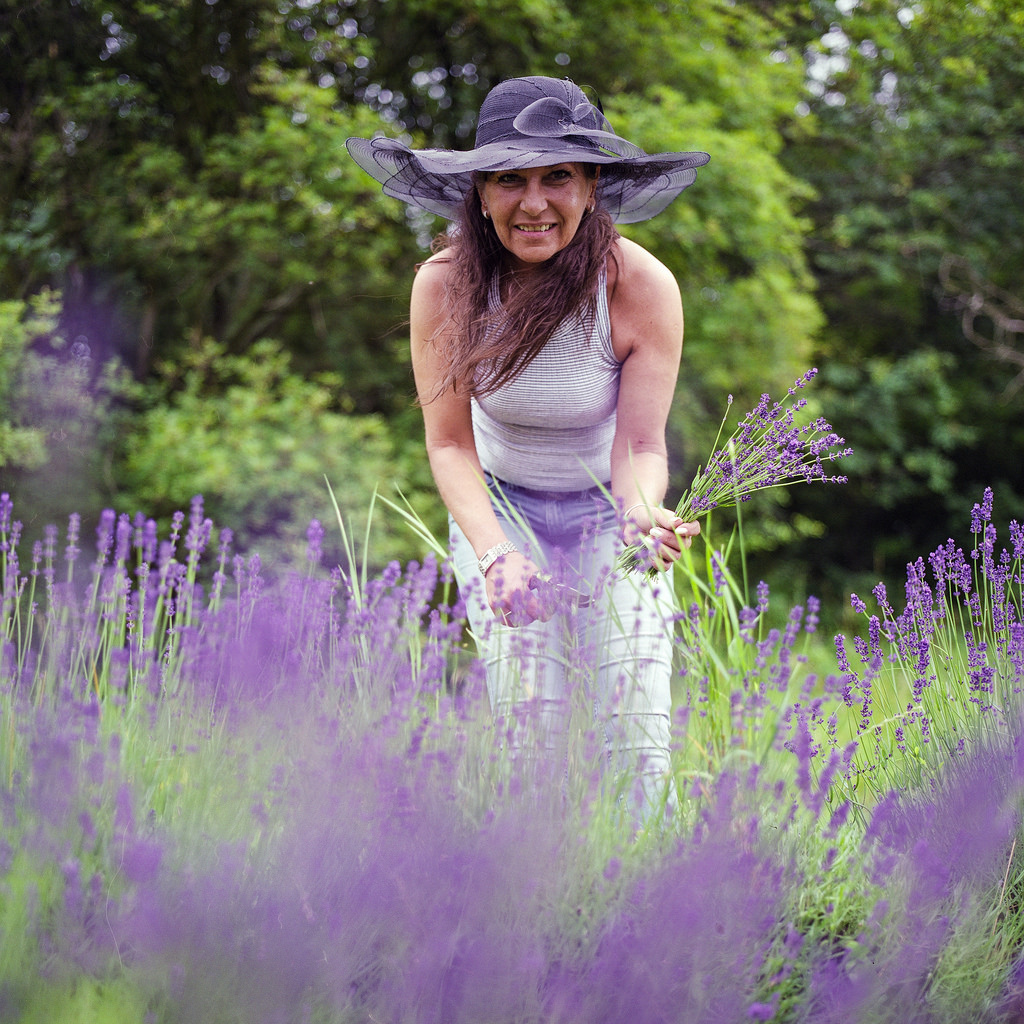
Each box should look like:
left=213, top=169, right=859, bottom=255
left=425, top=168, right=620, bottom=400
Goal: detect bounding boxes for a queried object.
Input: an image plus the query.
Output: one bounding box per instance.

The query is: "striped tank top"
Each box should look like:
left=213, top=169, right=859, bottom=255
left=471, top=265, right=621, bottom=491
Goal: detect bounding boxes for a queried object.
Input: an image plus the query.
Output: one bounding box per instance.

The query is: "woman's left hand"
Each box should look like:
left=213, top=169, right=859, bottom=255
left=623, top=506, right=700, bottom=571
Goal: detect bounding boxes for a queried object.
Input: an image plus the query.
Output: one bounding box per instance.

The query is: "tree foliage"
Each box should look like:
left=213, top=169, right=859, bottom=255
left=768, top=0, right=1024, bottom=598
left=2, top=1, right=416, bottom=399
left=4, top=0, right=1019, bottom=593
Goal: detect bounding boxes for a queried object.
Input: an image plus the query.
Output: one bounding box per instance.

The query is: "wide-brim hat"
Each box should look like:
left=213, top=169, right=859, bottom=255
left=345, top=76, right=710, bottom=224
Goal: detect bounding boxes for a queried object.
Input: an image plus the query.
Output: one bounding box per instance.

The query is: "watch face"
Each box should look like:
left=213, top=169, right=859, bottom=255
left=479, top=541, right=516, bottom=575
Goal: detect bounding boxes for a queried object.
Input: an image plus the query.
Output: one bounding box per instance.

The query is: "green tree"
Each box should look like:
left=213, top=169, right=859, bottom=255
left=769, top=0, right=1024, bottom=598
left=320, top=0, right=579, bottom=144
left=1, top=0, right=412, bottom=395
left=614, top=84, right=821, bottom=467
left=2, top=0, right=431, bottom=545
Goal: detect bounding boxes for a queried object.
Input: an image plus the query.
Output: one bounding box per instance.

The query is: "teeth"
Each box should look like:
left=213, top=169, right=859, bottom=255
left=517, top=224, right=554, bottom=233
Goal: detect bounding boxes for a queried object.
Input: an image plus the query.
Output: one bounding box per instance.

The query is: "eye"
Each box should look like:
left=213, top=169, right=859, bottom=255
left=547, top=168, right=573, bottom=181
left=495, top=172, right=524, bottom=186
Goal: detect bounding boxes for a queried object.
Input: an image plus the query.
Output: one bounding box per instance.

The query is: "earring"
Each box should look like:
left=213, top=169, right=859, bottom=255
left=482, top=209, right=490, bottom=219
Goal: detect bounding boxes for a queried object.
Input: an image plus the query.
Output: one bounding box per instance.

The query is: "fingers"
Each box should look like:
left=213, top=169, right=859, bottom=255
left=493, top=588, right=552, bottom=626
left=623, top=505, right=682, bottom=571
left=488, top=562, right=590, bottom=625
left=639, top=511, right=701, bottom=572
left=496, top=592, right=544, bottom=626
left=486, top=554, right=551, bottom=626
left=651, top=517, right=699, bottom=549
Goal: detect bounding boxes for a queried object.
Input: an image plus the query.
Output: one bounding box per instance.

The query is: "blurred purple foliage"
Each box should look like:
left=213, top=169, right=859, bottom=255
left=2, top=489, right=1024, bottom=1022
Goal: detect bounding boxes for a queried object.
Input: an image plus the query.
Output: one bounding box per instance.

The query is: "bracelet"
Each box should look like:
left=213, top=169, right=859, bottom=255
left=478, top=540, right=518, bottom=577
left=623, top=502, right=647, bottom=521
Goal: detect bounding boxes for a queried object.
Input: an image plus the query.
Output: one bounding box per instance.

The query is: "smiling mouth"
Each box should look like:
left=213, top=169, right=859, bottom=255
left=515, top=224, right=556, bottom=233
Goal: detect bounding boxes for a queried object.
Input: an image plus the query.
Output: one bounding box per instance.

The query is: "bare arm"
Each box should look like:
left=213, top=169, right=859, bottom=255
left=608, top=239, right=699, bottom=566
left=410, top=257, right=545, bottom=621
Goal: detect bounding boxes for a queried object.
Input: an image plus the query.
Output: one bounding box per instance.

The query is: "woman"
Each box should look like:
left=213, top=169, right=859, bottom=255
left=347, top=76, right=709, bottom=820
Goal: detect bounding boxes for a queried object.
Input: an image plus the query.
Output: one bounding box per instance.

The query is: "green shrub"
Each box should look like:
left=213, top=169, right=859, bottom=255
left=115, top=336, right=433, bottom=568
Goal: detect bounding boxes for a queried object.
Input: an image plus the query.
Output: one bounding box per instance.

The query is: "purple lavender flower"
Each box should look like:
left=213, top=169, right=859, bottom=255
left=805, top=595, right=820, bottom=633
left=305, top=518, right=325, bottom=569
left=783, top=706, right=820, bottom=809
left=40, top=523, right=58, bottom=589
left=834, top=633, right=850, bottom=673
left=42, top=523, right=57, bottom=562
left=114, top=513, right=132, bottom=565
left=210, top=527, right=234, bottom=605
left=167, top=509, right=185, bottom=556
left=738, top=605, right=760, bottom=644
left=65, top=512, right=81, bottom=566
left=970, top=486, right=994, bottom=533
left=980, top=521, right=998, bottom=576
left=93, top=508, right=116, bottom=570
left=782, top=605, right=803, bottom=652
left=1010, top=520, right=1024, bottom=560
left=711, top=550, right=727, bottom=596
left=619, top=371, right=851, bottom=574
left=7, top=487, right=1024, bottom=1024
left=4, top=518, right=23, bottom=578
left=868, top=614, right=881, bottom=656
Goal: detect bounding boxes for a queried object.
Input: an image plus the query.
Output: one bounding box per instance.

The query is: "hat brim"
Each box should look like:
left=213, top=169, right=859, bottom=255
left=345, top=136, right=710, bottom=224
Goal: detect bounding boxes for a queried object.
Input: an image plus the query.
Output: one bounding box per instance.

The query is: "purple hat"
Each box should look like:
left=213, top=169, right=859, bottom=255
left=345, top=76, right=710, bottom=224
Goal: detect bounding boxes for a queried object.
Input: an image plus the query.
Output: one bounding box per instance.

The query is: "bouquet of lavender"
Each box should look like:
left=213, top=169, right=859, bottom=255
left=618, top=369, right=852, bottom=576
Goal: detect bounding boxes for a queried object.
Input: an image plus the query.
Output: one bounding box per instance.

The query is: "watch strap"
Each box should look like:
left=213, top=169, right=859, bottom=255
left=478, top=541, right=518, bottom=576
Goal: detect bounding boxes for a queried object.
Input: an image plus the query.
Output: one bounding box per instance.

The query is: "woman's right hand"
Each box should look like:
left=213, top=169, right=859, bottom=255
left=485, top=550, right=551, bottom=626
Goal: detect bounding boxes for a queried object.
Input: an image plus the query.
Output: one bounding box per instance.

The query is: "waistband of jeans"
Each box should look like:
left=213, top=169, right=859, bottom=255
left=487, top=474, right=609, bottom=503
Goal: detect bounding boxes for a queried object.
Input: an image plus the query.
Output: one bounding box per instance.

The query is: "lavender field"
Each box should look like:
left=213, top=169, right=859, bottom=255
left=2, top=486, right=1024, bottom=1024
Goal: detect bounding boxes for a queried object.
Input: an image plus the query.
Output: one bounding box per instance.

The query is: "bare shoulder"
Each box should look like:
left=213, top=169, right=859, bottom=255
left=411, top=251, right=453, bottom=301
left=609, top=237, right=679, bottom=299
left=608, top=238, right=683, bottom=360
left=410, top=251, right=454, bottom=334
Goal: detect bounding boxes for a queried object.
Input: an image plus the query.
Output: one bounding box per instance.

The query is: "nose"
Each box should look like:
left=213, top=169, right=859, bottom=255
left=519, top=176, right=547, bottom=216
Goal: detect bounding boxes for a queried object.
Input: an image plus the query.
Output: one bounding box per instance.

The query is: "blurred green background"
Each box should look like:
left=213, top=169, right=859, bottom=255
left=2, top=0, right=1022, bottom=613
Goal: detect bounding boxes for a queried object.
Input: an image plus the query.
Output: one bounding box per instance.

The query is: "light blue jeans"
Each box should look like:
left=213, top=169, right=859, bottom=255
left=449, top=476, right=678, bottom=821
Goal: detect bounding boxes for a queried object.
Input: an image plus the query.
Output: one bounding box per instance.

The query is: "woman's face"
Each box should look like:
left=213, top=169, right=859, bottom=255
left=477, top=163, right=598, bottom=271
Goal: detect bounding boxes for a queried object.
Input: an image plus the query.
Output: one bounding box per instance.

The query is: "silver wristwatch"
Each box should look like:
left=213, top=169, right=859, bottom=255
left=478, top=541, right=518, bottom=576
